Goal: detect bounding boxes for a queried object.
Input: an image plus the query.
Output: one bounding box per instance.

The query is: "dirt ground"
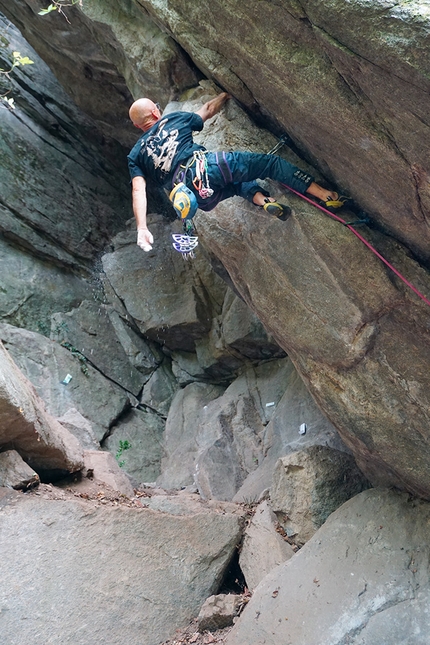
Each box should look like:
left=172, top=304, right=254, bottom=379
left=23, top=476, right=153, bottom=508
left=159, top=618, right=234, bottom=645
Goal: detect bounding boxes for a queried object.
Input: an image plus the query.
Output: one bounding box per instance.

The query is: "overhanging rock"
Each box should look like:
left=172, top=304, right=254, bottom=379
left=0, top=342, right=83, bottom=475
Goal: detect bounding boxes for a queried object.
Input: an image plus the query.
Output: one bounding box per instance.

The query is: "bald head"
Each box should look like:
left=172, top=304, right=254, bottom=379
left=129, top=98, right=161, bottom=131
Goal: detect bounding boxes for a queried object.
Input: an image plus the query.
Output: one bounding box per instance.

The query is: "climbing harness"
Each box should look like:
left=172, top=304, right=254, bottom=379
left=268, top=137, right=430, bottom=308
left=171, top=151, right=213, bottom=210
left=169, top=151, right=215, bottom=259
left=171, top=220, right=198, bottom=260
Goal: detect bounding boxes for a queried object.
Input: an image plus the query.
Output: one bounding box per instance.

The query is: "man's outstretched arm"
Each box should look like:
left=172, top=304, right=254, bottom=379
left=132, top=176, right=154, bottom=251
left=196, top=92, right=231, bottom=122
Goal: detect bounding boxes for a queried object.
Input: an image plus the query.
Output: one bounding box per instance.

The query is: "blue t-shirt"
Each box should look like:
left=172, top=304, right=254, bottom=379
left=127, top=111, right=205, bottom=187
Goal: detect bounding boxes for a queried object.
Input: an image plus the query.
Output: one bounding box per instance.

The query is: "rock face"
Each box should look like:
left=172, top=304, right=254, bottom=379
left=270, top=446, right=370, bottom=545
left=158, top=358, right=343, bottom=502
left=104, top=408, right=166, bottom=484
left=239, top=500, right=295, bottom=591
left=0, top=489, right=244, bottom=645
left=82, top=450, right=135, bottom=498
left=0, top=450, right=39, bottom=490
left=226, top=489, right=430, bottom=645
left=0, top=323, right=130, bottom=442
left=0, top=3, right=430, bottom=643
left=197, top=594, right=243, bottom=632
left=3, top=2, right=429, bottom=499
left=51, top=300, right=158, bottom=396
left=0, top=16, right=130, bottom=271
left=102, top=222, right=215, bottom=352
left=197, top=196, right=430, bottom=498
left=0, top=342, right=83, bottom=475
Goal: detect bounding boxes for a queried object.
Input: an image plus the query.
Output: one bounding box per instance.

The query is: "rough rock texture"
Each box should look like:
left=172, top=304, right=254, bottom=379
left=226, top=489, right=430, bottom=645
left=219, top=289, right=284, bottom=361
left=239, top=500, right=295, bottom=591
left=139, top=357, right=178, bottom=416
left=104, top=408, right=166, bottom=484
left=194, top=361, right=291, bottom=501
left=0, top=16, right=129, bottom=270
left=1, top=0, right=429, bottom=504
left=159, top=357, right=346, bottom=501
left=0, top=0, right=200, bottom=147
left=102, top=222, right=215, bottom=352
left=0, top=237, right=100, bottom=336
left=270, top=446, right=370, bottom=545
left=1, top=4, right=430, bottom=642
left=157, top=382, right=225, bottom=490
left=0, top=323, right=129, bottom=441
left=0, top=450, right=39, bottom=489
left=197, top=594, right=243, bottom=632
left=83, top=449, right=135, bottom=497
left=0, top=342, right=83, bottom=475
left=78, top=0, right=201, bottom=109
left=51, top=300, right=158, bottom=396
left=233, top=358, right=346, bottom=503
left=0, top=488, right=244, bottom=645
left=198, top=195, right=430, bottom=499
left=56, top=408, right=100, bottom=450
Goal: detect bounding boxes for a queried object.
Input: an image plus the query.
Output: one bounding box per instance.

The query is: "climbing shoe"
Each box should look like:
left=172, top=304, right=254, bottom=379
left=321, top=193, right=350, bottom=212
left=263, top=201, right=292, bottom=221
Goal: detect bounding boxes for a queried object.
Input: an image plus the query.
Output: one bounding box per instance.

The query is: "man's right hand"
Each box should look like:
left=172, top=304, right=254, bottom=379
left=137, top=227, right=154, bottom=252
left=196, top=92, right=231, bottom=122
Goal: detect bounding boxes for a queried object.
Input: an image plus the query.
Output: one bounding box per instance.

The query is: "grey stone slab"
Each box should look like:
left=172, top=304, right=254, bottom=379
left=0, top=323, right=129, bottom=442
left=0, top=491, right=243, bottom=645
left=0, top=343, right=83, bottom=475
left=226, top=489, right=430, bottom=645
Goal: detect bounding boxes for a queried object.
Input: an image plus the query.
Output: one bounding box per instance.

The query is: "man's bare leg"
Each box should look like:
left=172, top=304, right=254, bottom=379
left=305, top=182, right=338, bottom=202
left=252, top=192, right=275, bottom=206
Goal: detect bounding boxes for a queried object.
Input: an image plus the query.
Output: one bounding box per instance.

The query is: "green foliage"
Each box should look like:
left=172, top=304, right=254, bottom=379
left=38, top=0, right=83, bottom=23
left=0, top=51, right=34, bottom=71
left=0, top=50, right=34, bottom=109
left=116, top=440, right=132, bottom=468
left=38, top=4, right=58, bottom=15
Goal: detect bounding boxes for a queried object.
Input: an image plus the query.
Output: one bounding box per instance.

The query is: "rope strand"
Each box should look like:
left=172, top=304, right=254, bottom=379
left=283, top=184, right=430, bottom=308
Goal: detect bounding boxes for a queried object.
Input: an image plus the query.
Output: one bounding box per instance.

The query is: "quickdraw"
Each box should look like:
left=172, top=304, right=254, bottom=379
left=172, top=220, right=199, bottom=260
left=169, top=151, right=215, bottom=259
left=192, top=150, right=214, bottom=199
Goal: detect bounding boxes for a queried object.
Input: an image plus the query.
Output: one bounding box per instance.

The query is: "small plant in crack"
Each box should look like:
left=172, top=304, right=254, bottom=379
left=116, top=440, right=132, bottom=468
left=60, top=341, right=89, bottom=376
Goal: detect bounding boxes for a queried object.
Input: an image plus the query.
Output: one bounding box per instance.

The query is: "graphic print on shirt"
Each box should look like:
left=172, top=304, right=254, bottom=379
left=142, top=118, right=179, bottom=174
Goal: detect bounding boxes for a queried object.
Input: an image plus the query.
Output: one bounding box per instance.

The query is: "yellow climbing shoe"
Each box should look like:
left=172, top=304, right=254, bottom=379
left=263, top=201, right=292, bottom=221
left=323, top=194, right=349, bottom=210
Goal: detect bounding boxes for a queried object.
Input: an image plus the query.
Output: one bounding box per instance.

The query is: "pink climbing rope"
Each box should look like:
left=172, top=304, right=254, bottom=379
left=283, top=184, right=430, bottom=308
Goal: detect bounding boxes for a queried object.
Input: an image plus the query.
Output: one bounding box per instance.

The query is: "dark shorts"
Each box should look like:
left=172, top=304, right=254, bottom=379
left=173, top=151, right=314, bottom=212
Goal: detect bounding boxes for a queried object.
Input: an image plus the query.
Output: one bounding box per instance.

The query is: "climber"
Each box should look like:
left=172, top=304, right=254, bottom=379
left=128, top=92, right=340, bottom=252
